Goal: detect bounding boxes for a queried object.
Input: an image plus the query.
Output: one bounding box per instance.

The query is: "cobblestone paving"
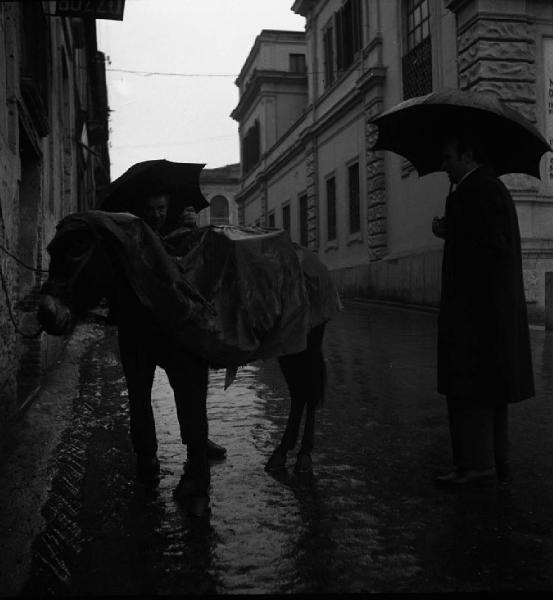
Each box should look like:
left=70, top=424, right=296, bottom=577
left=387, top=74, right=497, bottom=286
left=15, top=302, right=553, bottom=593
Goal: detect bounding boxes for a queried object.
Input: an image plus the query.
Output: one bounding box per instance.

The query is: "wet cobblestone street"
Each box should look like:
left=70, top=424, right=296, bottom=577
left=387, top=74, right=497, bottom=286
left=4, top=300, right=553, bottom=594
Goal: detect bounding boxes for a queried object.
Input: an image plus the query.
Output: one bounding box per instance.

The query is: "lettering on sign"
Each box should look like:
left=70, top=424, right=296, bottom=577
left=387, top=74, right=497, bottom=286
left=55, top=0, right=125, bottom=21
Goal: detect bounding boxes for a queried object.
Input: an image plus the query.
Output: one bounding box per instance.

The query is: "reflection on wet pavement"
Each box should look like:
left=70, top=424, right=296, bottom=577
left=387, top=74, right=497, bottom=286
left=23, top=302, right=553, bottom=593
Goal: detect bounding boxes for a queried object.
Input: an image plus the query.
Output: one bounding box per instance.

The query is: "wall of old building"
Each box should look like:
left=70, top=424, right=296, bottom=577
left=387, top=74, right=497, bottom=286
left=441, top=0, right=553, bottom=318
left=235, top=0, right=553, bottom=319
left=266, top=153, right=307, bottom=234
left=0, top=2, right=110, bottom=435
left=198, top=163, right=240, bottom=226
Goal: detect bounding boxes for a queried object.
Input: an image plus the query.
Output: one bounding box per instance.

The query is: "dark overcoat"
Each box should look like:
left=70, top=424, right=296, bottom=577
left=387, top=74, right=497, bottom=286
left=437, top=166, right=534, bottom=405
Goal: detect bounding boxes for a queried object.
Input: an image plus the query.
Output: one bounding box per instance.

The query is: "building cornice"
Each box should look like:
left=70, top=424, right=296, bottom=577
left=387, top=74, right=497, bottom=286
left=292, top=0, right=317, bottom=17
left=231, top=70, right=308, bottom=122
left=444, top=0, right=470, bottom=13
left=237, top=92, right=363, bottom=202
left=235, top=30, right=307, bottom=88
left=355, top=66, right=387, bottom=95
left=236, top=61, right=388, bottom=202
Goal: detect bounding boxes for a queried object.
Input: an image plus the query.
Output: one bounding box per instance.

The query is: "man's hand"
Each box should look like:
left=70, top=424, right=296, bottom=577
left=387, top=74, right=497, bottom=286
left=432, top=216, right=447, bottom=239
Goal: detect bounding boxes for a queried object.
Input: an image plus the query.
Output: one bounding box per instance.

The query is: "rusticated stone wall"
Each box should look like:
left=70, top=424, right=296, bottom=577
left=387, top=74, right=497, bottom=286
left=451, top=3, right=553, bottom=315
left=304, top=136, right=319, bottom=251
left=457, top=15, right=538, bottom=195
left=365, top=97, right=387, bottom=262
left=458, top=19, right=537, bottom=121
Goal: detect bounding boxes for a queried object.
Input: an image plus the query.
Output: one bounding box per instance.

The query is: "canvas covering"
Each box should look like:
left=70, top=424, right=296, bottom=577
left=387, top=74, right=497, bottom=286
left=50, top=212, right=341, bottom=368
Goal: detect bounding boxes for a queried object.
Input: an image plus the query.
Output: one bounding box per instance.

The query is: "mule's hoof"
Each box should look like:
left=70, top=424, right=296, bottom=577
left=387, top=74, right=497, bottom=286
left=294, top=453, right=312, bottom=473
left=207, top=439, right=227, bottom=460
left=265, top=450, right=287, bottom=472
left=173, top=477, right=201, bottom=500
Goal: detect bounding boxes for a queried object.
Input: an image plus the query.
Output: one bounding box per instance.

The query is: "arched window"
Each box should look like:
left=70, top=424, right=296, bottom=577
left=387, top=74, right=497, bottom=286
left=210, top=195, right=230, bottom=225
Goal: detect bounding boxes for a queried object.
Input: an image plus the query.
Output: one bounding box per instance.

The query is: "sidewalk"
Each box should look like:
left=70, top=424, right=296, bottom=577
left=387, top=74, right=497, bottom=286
left=0, top=322, right=104, bottom=596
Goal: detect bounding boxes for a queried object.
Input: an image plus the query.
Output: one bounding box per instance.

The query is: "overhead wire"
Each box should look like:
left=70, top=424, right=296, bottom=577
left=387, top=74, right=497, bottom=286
left=107, top=68, right=239, bottom=78
left=106, top=68, right=319, bottom=78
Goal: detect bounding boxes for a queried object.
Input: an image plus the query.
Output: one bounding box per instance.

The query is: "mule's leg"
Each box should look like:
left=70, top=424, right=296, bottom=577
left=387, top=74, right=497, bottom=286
left=265, top=360, right=306, bottom=471
left=266, top=323, right=327, bottom=473
left=117, top=327, right=159, bottom=478
left=295, top=323, right=326, bottom=472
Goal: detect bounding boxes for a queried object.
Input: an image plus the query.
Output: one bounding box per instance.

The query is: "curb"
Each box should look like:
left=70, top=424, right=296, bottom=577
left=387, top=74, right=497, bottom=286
left=0, top=322, right=105, bottom=596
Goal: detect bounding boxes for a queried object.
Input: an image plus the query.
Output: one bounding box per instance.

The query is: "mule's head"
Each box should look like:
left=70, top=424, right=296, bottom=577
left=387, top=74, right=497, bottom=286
left=38, top=219, right=116, bottom=335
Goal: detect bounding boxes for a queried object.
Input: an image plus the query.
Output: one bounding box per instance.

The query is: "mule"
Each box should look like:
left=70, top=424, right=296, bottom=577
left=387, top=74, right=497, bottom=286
left=38, top=211, right=339, bottom=513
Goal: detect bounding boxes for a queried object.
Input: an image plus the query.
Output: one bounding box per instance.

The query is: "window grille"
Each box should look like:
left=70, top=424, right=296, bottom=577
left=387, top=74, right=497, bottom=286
left=299, top=194, right=308, bottom=247
left=289, top=54, right=306, bottom=73
left=242, top=120, right=260, bottom=174
left=348, top=163, right=360, bottom=234
left=402, top=0, right=432, bottom=99
left=326, top=177, right=337, bottom=242
left=335, top=0, right=363, bottom=75
left=323, top=24, right=335, bottom=88
left=282, top=204, right=291, bottom=234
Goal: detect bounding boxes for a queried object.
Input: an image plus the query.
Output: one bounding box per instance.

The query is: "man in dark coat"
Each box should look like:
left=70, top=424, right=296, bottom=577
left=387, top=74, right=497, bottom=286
left=432, top=131, right=534, bottom=487
left=116, top=192, right=225, bottom=480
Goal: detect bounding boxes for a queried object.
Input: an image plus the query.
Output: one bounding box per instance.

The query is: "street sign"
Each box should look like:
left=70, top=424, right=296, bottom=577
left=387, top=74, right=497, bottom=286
left=55, top=0, right=125, bottom=21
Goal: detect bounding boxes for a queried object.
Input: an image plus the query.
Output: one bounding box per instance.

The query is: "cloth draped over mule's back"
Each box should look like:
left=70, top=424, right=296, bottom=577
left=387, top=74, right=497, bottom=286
left=51, top=211, right=341, bottom=367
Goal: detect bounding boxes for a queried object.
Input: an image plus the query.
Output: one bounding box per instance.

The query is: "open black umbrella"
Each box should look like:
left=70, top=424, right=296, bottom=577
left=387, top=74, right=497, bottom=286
left=370, top=88, right=552, bottom=179
left=101, top=160, right=209, bottom=217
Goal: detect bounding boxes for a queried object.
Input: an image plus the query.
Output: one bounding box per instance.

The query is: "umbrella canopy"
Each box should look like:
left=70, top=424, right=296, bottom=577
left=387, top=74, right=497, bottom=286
left=101, top=160, right=209, bottom=217
left=370, top=88, right=552, bottom=179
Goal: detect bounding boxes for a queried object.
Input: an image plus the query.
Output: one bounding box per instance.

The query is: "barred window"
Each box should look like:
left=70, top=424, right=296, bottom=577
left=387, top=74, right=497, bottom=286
left=326, top=177, right=337, bottom=242
left=299, top=194, right=308, bottom=247
left=402, top=0, right=432, bottom=100
left=323, top=0, right=363, bottom=89
left=282, top=203, right=291, bottom=234
left=335, top=0, right=363, bottom=75
left=348, top=163, right=360, bottom=234
left=322, top=22, right=334, bottom=89
left=242, top=119, right=260, bottom=174
left=289, top=53, right=306, bottom=73
left=268, top=211, right=275, bottom=228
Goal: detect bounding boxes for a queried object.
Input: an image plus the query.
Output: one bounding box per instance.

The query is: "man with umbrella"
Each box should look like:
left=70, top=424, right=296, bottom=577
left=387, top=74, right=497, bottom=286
left=371, top=89, right=547, bottom=487
left=432, top=126, right=534, bottom=486
left=102, top=160, right=226, bottom=479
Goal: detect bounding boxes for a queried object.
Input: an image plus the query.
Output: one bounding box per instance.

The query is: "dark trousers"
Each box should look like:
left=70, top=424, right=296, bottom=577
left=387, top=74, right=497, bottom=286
left=117, top=326, right=209, bottom=460
left=446, top=395, right=508, bottom=471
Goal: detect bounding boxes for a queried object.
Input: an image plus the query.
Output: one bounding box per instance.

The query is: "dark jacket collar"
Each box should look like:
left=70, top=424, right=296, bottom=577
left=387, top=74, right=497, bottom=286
left=455, top=165, right=497, bottom=192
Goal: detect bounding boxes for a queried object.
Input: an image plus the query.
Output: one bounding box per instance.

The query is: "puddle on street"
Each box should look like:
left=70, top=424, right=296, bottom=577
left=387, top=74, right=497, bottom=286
left=23, top=306, right=553, bottom=594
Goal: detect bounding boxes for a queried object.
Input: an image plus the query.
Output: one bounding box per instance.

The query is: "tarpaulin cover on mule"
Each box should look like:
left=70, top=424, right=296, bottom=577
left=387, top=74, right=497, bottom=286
left=164, top=224, right=341, bottom=365
left=47, top=212, right=341, bottom=367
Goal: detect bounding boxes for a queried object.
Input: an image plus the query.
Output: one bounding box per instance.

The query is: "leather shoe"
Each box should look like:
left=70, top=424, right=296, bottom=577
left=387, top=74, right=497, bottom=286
left=136, top=453, right=160, bottom=479
left=435, top=468, right=495, bottom=488
left=207, top=438, right=226, bottom=460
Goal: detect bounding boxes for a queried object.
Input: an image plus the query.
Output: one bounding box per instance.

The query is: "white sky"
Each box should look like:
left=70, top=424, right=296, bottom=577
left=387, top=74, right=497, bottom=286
left=96, top=0, right=305, bottom=180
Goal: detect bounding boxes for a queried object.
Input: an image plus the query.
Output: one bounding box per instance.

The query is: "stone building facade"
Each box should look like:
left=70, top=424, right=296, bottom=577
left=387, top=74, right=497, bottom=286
left=232, top=0, right=553, bottom=320
left=0, top=2, right=111, bottom=434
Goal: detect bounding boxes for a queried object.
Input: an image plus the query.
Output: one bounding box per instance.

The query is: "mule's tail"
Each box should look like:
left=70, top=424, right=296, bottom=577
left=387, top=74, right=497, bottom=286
left=317, top=356, right=328, bottom=408
left=306, top=321, right=327, bottom=408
